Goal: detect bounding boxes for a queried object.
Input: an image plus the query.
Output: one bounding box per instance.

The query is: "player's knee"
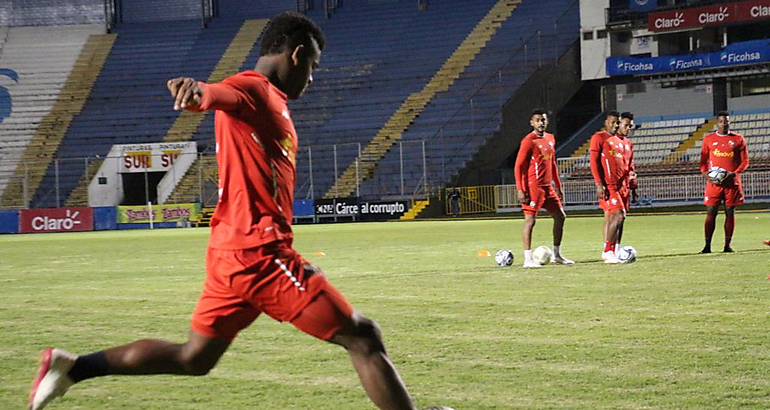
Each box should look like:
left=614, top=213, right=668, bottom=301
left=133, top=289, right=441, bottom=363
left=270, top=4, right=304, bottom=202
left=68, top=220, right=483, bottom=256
left=178, top=346, right=217, bottom=376
left=343, top=315, right=386, bottom=356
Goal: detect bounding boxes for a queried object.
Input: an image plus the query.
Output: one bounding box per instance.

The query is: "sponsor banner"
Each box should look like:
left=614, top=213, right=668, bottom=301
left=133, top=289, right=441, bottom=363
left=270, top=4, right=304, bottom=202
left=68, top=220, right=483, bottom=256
left=359, top=200, right=408, bottom=221
left=117, top=203, right=201, bottom=223
left=629, top=0, right=656, bottom=12
left=20, top=207, right=93, bottom=233
left=119, top=142, right=196, bottom=173
left=314, top=198, right=408, bottom=220
left=649, top=0, right=770, bottom=32
left=607, top=39, right=770, bottom=76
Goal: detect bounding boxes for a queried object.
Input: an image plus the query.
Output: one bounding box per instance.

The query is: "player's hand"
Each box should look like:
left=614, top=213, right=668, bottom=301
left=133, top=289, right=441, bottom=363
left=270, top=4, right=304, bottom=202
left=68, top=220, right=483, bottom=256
left=167, top=77, right=202, bottom=111
left=628, top=170, right=637, bottom=181
left=517, top=189, right=529, bottom=205
left=556, top=187, right=564, bottom=202
left=722, top=171, right=735, bottom=184
left=595, top=183, right=606, bottom=202
left=631, top=189, right=638, bottom=203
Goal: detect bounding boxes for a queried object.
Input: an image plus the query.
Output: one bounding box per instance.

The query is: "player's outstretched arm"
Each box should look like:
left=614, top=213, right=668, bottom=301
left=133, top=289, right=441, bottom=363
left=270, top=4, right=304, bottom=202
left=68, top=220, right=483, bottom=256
left=167, top=77, right=202, bottom=111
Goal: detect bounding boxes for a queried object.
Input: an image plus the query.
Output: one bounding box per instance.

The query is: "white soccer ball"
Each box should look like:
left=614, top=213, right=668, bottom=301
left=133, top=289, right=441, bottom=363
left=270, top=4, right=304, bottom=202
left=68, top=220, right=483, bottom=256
left=495, top=249, right=514, bottom=267
left=708, top=166, right=728, bottom=184
left=617, top=245, right=637, bottom=264
left=532, top=246, right=552, bottom=266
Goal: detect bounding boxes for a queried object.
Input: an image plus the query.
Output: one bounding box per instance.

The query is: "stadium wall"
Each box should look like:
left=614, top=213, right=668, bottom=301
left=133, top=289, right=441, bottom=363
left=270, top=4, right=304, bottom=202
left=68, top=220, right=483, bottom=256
left=616, top=82, right=714, bottom=118
left=0, top=0, right=105, bottom=27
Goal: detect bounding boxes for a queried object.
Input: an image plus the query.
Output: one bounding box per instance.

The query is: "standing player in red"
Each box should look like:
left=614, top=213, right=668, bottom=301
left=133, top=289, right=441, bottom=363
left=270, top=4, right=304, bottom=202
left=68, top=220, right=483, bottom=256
left=615, top=111, right=637, bottom=254
left=515, top=109, right=574, bottom=268
left=589, top=111, right=625, bottom=264
left=699, top=111, right=749, bottom=253
left=28, top=13, right=450, bottom=410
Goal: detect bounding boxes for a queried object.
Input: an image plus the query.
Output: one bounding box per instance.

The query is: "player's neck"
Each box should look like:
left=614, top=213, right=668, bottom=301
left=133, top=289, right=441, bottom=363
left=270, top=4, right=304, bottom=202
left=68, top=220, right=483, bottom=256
left=533, top=130, right=544, bottom=137
left=255, top=56, right=288, bottom=95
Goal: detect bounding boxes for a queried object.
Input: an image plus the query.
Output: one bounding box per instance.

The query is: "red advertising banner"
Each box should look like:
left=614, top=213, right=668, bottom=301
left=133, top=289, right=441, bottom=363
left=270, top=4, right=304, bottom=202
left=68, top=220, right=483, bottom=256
left=20, top=207, right=94, bottom=233
left=648, top=0, right=770, bottom=32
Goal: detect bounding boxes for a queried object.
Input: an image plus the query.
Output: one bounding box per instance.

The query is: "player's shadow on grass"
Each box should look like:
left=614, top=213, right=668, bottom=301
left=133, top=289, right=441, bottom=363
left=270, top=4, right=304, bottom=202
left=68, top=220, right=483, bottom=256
left=580, top=247, right=768, bottom=264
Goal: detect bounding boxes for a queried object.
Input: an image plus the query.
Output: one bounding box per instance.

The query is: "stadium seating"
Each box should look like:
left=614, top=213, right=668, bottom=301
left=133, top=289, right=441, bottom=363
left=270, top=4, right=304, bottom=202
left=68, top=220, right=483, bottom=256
left=0, top=24, right=105, bottom=207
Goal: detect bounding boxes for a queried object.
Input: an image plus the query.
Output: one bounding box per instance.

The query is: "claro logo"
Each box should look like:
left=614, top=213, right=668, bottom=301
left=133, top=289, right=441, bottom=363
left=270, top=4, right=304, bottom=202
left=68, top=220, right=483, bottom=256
left=751, top=5, right=770, bottom=18
left=32, top=209, right=82, bottom=231
left=699, top=7, right=729, bottom=24
left=655, top=12, right=684, bottom=29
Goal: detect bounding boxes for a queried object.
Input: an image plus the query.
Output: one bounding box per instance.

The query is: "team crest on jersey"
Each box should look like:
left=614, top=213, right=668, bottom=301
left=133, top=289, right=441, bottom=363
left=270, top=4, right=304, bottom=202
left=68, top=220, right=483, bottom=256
left=279, top=133, right=296, bottom=165
left=728, top=140, right=735, bottom=146
left=529, top=201, right=536, bottom=207
left=611, top=198, right=618, bottom=205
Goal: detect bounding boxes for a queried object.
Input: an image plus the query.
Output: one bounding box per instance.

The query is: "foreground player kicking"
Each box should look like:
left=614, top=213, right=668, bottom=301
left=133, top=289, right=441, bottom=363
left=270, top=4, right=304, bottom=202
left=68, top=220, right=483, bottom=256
left=28, top=13, right=451, bottom=410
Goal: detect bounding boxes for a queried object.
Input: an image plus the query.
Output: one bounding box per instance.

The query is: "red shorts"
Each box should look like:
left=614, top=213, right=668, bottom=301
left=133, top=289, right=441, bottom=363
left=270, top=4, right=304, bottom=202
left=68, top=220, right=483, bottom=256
left=599, top=184, right=626, bottom=214
left=704, top=182, right=745, bottom=207
left=521, top=185, right=563, bottom=215
left=191, top=241, right=354, bottom=342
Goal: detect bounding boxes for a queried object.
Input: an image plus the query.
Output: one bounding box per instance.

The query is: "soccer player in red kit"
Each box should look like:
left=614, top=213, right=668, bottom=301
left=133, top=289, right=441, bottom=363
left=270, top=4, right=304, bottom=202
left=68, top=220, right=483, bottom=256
left=615, top=111, right=637, bottom=254
left=699, top=111, right=749, bottom=254
left=28, top=13, right=450, bottom=410
left=589, top=111, right=625, bottom=264
left=515, top=109, right=574, bottom=268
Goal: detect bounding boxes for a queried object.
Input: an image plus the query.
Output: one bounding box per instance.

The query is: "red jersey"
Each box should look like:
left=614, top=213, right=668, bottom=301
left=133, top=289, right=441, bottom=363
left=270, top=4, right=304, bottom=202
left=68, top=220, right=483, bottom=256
left=700, top=132, right=749, bottom=184
left=515, top=132, right=561, bottom=190
left=189, top=71, right=297, bottom=249
left=589, top=130, right=626, bottom=186
left=617, top=134, right=637, bottom=190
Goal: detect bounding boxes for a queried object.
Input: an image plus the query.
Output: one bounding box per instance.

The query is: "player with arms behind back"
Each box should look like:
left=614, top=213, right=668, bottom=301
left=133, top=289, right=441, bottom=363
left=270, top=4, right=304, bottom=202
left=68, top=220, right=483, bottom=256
left=699, top=110, right=749, bottom=253
left=27, top=12, right=451, bottom=410
left=515, top=109, right=574, bottom=268
left=615, top=111, right=637, bottom=253
left=589, top=111, right=626, bottom=264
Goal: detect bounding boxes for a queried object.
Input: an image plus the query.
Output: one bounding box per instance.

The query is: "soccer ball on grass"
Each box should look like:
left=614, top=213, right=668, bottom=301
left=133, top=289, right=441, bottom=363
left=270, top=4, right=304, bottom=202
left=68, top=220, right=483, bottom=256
left=532, top=246, right=553, bottom=266
left=617, top=246, right=637, bottom=263
left=495, top=249, right=514, bottom=266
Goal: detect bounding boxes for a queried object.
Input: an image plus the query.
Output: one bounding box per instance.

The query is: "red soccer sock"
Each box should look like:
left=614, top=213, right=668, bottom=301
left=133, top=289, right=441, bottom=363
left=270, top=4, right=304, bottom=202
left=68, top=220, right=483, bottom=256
left=724, top=214, right=735, bottom=247
left=704, top=214, right=716, bottom=247
left=604, top=241, right=615, bottom=253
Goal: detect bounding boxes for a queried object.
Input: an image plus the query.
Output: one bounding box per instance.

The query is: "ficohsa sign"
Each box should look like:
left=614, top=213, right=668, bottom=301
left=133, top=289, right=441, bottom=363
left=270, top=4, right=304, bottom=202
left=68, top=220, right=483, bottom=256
left=20, top=208, right=94, bottom=233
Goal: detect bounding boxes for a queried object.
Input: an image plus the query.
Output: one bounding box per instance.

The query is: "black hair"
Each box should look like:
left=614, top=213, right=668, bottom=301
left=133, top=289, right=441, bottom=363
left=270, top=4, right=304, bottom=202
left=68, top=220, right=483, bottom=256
left=620, top=111, right=634, bottom=120
left=531, top=108, right=547, bottom=117
left=260, top=12, right=325, bottom=57
left=607, top=110, right=620, bottom=118
left=717, top=110, right=730, bottom=118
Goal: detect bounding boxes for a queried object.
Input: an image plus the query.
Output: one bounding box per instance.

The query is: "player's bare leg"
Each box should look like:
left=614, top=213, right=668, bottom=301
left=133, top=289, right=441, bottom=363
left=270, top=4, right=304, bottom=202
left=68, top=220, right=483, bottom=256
left=329, top=312, right=417, bottom=410
left=701, top=205, right=719, bottom=253
left=29, top=331, right=230, bottom=410
left=602, top=211, right=623, bottom=263
left=723, top=206, right=735, bottom=252
left=521, top=213, right=540, bottom=268
left=547, top=208, right=573, bottom=264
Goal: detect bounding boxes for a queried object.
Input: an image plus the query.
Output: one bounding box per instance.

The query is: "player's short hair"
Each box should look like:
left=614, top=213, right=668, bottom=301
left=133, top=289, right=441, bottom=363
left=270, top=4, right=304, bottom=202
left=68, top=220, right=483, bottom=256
left=607, top=110, right=620, bottom=118
left=531, top=108, right=547, bottom=117
left=260, top=12, right=325, bottom=56
left=620, top=111, right=634, bottom=120
left=717, top=110, right=730, bottom=118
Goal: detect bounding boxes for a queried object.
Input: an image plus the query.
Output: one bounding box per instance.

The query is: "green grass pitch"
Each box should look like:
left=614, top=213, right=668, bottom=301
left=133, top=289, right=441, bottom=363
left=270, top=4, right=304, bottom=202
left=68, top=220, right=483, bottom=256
left=1, top=213, right=769, bottom=410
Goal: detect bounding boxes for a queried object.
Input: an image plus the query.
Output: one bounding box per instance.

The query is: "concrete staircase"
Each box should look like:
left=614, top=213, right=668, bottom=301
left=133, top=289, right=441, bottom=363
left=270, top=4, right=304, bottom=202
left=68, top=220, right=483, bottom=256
left=323, top=0, right=521, bottom=199
left=665, top=118, right=717, bottom=162
left=399, top=198, right=430, bottom=220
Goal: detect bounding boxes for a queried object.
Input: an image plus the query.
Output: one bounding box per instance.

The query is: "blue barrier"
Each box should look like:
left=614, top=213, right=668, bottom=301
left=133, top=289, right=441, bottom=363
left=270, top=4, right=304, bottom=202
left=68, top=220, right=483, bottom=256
left=0, top=210, right=19, bottom=233
left=607, top=39, right=770, bottom=76
left=293, top=199, right=315, bottom=217
left=93, top=207, right=117, bottom=231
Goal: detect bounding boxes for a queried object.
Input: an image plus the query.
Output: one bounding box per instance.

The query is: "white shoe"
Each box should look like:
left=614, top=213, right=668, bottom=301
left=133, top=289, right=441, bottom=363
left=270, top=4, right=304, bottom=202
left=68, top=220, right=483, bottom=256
left=29, top=348, right=77, bottom=410
left=551, top=255, right=575, bottom=265
left=602, top=251, right=620, bottom=264
left=522, top=260, right=541, bottom=268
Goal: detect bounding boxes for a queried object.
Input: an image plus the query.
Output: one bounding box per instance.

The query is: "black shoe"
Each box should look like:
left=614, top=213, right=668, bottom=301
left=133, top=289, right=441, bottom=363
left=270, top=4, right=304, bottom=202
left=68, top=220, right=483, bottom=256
left=700, top=247, right=711, bottom=254
left=723, top=246, right=735, bottom=253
